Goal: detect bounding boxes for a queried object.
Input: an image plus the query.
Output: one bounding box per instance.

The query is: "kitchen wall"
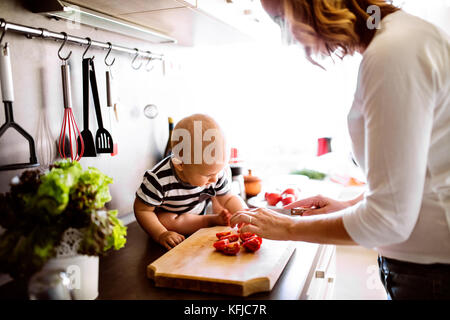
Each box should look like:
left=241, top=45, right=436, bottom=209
left=0, top=0, right=190, bottom=216
left=1, top=0, right=448, bottom=218
left=0, top=0, right=362, bottom=218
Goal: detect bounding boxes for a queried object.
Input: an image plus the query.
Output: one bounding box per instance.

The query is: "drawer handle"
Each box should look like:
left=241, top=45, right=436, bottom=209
left=315, top=270, right=325, bottom=279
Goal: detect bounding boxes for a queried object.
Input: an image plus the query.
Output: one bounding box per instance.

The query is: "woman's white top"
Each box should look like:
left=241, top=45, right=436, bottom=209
left=342, top=10, right=450, bottom=264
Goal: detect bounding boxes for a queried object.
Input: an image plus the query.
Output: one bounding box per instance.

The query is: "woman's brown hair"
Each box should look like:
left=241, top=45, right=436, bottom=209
left=271, top=0, right=399, bottom=67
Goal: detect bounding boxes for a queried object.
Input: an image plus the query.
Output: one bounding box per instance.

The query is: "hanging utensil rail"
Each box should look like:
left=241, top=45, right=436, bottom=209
left=0, top=18, right=164, bottom=61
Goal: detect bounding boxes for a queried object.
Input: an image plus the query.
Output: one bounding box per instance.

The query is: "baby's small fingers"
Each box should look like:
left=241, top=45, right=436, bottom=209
left=167, top=238, right=177, bottom=247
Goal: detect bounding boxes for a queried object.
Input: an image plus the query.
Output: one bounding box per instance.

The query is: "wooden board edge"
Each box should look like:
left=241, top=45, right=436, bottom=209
left=147, top=264, right=156, bottom=279
left=150, top=273, right=272, bottom=297
left=265, top=242, right=296, bottom=288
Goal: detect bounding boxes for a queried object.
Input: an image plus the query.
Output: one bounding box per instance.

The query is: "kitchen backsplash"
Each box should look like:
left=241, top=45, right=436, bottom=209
left=0, top=0, right=190, bottom=216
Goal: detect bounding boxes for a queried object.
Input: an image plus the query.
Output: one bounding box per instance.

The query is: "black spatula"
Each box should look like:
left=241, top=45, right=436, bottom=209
left=89, top=58, right=113, bottom=154
left=77, top=58, right=96, bottom=157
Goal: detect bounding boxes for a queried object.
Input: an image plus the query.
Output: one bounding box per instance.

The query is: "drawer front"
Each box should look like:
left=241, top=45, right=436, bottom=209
left=305, top=245, right=336, bottom=300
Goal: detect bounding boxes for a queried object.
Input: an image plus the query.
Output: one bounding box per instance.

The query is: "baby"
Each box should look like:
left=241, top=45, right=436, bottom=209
left=134, top=114, right=246, bottom=250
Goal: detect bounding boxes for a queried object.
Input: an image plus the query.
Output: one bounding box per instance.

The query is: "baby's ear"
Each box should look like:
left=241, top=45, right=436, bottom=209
left=172, top=157, right=183, bottom=170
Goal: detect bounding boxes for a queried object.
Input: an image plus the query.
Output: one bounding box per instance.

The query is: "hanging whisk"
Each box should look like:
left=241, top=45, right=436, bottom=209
left=57, top=32, right=84, bottom=161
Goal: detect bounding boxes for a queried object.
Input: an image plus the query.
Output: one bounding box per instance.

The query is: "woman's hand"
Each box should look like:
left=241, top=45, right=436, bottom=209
left=158, top=231, right=185, bottom=250
left=229, top=208, right=294, bottom=240
left=284, top=195, right=352, bottom=216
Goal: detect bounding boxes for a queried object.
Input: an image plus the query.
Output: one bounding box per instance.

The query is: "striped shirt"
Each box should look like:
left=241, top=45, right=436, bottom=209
left=136, top=156, right=232, bottom=215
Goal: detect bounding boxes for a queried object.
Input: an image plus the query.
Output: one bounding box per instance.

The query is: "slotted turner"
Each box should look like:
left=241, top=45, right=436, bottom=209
left=77, top=58, right=96, bottom=157
left=89, top=58, right=113, bottom=153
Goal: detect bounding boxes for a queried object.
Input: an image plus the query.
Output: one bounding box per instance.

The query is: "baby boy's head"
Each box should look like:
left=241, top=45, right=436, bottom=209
left=170, top=114, right=228, bottom=187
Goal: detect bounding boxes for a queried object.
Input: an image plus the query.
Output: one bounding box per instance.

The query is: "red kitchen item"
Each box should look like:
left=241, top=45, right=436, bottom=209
left=229, top=147, right=240, bottom=164
left=58, top=43, right=84, bottom=161
left=317, top=137, right=332, bottom=156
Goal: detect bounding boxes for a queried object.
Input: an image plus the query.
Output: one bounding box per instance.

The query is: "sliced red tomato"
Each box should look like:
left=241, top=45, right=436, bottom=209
left=213, top=239, right=229, bottom=251
left=247, top=235, right=262, bottom=245
left=222, top=242, right=240, bottom=255
left=221, top=234, right=239, bottom=242
left=266, top=192, right=282, bottom=206
left=239, top=232, right=255, bottom=242
left=243, top=236, right=262, bottom=252
left=281, top=194, right=296, bottom=206
left=216, top=231, right=231, bottom=240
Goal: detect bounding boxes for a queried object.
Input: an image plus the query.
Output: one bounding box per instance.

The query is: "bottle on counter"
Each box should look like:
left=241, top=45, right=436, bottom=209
left=163, top=117, right=174, bottom=158
left=229, top=147, right=246, bottom=201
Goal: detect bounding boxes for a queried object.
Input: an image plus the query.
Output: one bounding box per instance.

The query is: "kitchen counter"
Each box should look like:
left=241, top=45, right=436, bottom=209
left=97, top=221, right=328, bottom=300
left=0, top=221, right=332, bottom=300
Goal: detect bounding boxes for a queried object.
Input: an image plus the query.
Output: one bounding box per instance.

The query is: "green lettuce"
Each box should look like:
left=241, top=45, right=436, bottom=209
left=34, top=161, right=83, bottom=215
left=0, top=160, right=127, bottom=280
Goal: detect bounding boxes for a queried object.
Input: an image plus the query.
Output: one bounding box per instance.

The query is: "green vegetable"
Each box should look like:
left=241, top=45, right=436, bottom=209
left=0, top=160, right=127, bottom=280
left=291, top=168, right=327, bottom=180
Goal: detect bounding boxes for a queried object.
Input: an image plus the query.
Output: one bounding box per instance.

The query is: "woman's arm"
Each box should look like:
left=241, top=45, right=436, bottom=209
left=230, top=208, right=356, bottom=245
left=284, top=193, right=365, bottom=216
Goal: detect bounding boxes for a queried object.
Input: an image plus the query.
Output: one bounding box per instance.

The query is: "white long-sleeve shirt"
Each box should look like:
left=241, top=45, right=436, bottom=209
left=342, top=10, right=450, bottom=264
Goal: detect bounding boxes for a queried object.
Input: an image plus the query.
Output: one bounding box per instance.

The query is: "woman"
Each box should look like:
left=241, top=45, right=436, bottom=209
left=231, top=0, right=450, bottom=300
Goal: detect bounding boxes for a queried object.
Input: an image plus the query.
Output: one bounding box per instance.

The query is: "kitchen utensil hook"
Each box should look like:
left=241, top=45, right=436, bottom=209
left=58, top=32, right=72, bottom=62
left=104, top=42, right=115, bottom=67
left=82, top=37, right=94, bottom=60
left=131, top=48, right=142, bottom=70
left=145, top=51, right=155, bottom=72
left=0, top=19, right=7, bottom=45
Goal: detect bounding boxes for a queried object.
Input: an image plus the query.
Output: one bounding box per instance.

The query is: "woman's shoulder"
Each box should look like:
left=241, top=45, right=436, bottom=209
left=364, top=10, right=449, bottom=65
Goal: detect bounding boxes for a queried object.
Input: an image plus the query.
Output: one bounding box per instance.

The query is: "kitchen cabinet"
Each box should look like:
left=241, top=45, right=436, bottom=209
left=32, top=0, right=278, bottom=46
left=63, top=0, right=196, bottom=15
left=301, top=245, right=336, bottom=300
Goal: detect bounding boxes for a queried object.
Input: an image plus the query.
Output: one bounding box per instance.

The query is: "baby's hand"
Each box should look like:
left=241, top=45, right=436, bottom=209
left=217, top=208, right=232, bottom=226
left=158, top=231, right=185, bottom=250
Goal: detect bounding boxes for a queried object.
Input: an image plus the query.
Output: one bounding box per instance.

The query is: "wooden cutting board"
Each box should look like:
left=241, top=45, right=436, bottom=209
left=147, top=226, right=295, bottom=297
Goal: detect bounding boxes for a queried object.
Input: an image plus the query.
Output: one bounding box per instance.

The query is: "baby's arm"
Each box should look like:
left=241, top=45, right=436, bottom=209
left=215, top=192, right=247, bottom=213
left=133, top=197, right=185, bottom=250
left=157, top=211, right=226, bottom=236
